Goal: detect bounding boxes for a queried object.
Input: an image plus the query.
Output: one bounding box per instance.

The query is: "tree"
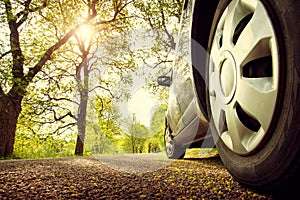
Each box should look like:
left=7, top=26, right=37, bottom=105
left=85, top=97, right=122, bottom=154
left=0, top=0, right=133, bottom=157
left=72, top=20, right=136, bottom=155
left=121, top=115, right=148, bottom=153
left=115, top=1, right=183, bottom=154
left=131, top=0, right=183, bottom=103
left=147, top=104, right=168, bottom=151
left=132, top=0, right=183, bottom=70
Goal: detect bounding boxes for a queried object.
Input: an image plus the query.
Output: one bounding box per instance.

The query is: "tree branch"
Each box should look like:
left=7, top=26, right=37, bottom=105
left=88, top=0, right=99, bottom=19
left=0, top=50, right=11, bottom=60
left=46, top=93, right=79, bottom=105
left=53, top=123, right=77, bottom=135
left=16, top=0, right=49, bottom=27
left=95, top=0, right=134, bottom=25
left=0, top=85, right=4, bottom=97
left=51, top=109, right=74, bottom=121
left=25, top=23, right=83, bottom=84
left=4, top=0, right=25, bottom=99
left=89, top=85, right=114, bottom=97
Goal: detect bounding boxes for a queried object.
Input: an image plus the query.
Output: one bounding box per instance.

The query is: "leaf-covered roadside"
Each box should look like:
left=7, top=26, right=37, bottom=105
left=0, top=156, right=271, bottom=199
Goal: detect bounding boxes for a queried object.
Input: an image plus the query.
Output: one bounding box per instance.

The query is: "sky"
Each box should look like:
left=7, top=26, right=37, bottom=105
left=128, top=87, right=158, bottom=127
left=116, top=67, right=160, bottom=128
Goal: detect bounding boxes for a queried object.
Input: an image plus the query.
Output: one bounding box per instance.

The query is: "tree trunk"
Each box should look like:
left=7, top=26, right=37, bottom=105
left=0, top=96, right=22, bottom=157
left=75, top=134, right=84, bottom=155
left=131, top=136, right=135, bottom=154
left=74, top=58, right=89, bottom=155
left=148, top=143, right=152, bottom=153
left=132, top=144, right=134, bottom=154
left=74, top=94, right=88, bottom=155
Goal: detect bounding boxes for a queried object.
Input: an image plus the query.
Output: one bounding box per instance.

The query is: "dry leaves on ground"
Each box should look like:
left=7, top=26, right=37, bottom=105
left=0, top=155, right=272, bottom=199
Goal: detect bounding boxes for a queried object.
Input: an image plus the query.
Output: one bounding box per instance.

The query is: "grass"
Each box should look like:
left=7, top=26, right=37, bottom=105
left=185, top=148, right=219, bottom=159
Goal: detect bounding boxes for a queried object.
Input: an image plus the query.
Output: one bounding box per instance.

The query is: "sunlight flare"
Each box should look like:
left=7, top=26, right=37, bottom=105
left=76, top=23, right=95, bottom=43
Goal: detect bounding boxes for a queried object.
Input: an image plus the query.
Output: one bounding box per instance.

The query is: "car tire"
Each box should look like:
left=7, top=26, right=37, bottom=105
left=206, top=0, right=300, bottom=194
left=164, top=126, right=186, bottom=159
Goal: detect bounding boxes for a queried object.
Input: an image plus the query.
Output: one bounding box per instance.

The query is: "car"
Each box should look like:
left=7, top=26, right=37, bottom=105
left=157, top=0, right=300, bottom=194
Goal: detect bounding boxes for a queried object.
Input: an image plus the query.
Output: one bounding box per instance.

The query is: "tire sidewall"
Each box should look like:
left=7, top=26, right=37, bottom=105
left=207, top=0, right=300, bottom=191
left=164, top=125, right=185, bottom=159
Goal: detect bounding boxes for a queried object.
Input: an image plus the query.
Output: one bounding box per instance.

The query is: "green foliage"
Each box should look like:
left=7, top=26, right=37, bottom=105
left=131, top=0, right=183, bottom=103
left=117, top=104, right=167, bottom=154
left=0, top=0, right=183, bottom=158
left=148, top=104, right=168, bottom=150
left=14, top=130, right=76, bottom=159
left=150, top=104, right=167, bottom=135
left=84, top=98, right=123, bottom=155
left=1, top=0, right=136, bottom=157
left=84, top=123, right=116, bottom=155
left=117, top=115, right=149, bottom=153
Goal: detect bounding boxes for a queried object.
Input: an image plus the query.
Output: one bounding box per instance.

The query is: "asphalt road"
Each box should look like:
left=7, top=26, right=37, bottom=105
left=0, top=153, right=272, bottom=199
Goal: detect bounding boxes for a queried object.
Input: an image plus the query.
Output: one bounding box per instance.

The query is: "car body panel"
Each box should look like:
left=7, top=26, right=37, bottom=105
left=165, top=0, right=211, bottom=147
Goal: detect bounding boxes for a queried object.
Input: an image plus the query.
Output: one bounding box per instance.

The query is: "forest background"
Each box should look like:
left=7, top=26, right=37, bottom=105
left=0, top=0, right=184, bottom=158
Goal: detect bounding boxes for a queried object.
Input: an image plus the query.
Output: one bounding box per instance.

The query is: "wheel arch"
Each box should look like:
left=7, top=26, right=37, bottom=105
left=191, top=0, right=220, bottom=120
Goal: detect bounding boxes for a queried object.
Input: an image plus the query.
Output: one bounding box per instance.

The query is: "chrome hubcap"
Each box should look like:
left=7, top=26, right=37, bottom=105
left=164, top=129, right=174, bottom=156
left=219, top=51, right=237, bottom=104
left=208, top=0, right=279, bottom=155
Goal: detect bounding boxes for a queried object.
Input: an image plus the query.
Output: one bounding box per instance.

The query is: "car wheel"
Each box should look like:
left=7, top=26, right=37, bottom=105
left=207, top=0, right=300, bottom=193
left=164, top=126, right=185, bottom=159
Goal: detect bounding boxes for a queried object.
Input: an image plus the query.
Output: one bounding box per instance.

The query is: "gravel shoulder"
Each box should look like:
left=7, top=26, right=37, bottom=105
left=0, top=154, right=272, bottom=199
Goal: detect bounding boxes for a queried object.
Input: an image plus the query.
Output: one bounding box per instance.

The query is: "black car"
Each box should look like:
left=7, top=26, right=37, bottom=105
left=158, top=0, right=300, bottom=194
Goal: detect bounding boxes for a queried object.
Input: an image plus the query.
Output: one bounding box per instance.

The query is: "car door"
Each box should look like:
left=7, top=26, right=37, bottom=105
left=170, top=0, right=197, bottom=136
